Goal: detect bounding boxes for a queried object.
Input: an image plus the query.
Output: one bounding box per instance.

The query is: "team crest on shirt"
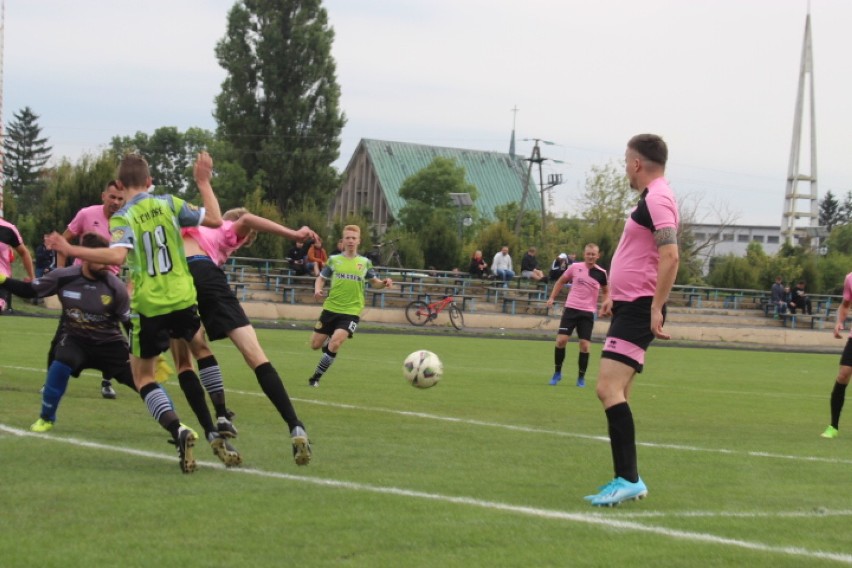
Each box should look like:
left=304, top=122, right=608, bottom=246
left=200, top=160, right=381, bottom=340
left=101, top=295, right=113, bottom=306
left=357, top=263, right=364, bottom=271
left=111, top=229, right=125, bottom=243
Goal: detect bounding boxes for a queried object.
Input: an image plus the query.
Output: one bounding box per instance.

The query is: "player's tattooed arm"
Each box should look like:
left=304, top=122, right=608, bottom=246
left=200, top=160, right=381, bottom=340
left=654, top=227, right=678, bottom=248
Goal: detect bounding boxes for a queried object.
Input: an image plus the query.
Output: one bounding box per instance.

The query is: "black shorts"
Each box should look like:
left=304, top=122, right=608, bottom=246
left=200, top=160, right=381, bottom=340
left=314, top=309, right=359, bottom=338
left=601, top=297, right=666, bottom=373
left=130, top=306, right=201, bottom=359
left=558, top=307, right=595, bottom=341
left=53, top=334, right=131, bottom=379
left=840, top=339, right=852, bottom=367
left=188, top=257, right=250, bottom=341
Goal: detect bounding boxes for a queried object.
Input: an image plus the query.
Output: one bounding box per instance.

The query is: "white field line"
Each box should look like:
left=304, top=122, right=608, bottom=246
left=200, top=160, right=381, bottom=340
left=265, top=391, right=852, bottom=467
left=1, top=424, right=851, bottom=565
left=4, top=362, right=849, bottom=467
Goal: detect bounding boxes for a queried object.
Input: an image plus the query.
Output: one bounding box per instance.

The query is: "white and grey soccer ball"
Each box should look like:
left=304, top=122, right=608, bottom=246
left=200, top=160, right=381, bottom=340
left=403, top=350, right=443, bottom=389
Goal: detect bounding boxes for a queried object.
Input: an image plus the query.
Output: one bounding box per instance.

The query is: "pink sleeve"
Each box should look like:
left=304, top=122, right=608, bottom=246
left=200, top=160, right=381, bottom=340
left=66, top=210, right=85, bottom=235
left=647, top=191, right=679, bottom=231
left=844, top=274, right=852, bottom=303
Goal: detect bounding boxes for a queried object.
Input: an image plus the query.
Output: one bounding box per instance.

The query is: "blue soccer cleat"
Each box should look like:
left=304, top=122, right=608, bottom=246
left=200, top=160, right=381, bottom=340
left=549, top=372, right=562, bottom=386
left=576, top=376, right=585, bottom=387
left=586, top=477, right=648, bottom=507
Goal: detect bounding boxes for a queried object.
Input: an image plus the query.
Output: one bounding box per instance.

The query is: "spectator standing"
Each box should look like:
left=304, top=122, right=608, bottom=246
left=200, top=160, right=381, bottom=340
left=492, top=246, right=515, bottom=283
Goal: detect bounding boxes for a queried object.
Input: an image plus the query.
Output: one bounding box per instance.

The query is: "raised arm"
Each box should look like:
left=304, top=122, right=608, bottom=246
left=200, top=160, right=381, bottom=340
left=194, top=151, right=222, bottom=228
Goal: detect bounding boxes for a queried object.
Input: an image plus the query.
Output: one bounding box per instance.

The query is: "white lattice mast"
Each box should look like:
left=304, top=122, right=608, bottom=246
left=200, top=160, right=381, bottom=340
left=0, top=0, right=5, bottom=218
left=781, top=12, right=818, bottom=245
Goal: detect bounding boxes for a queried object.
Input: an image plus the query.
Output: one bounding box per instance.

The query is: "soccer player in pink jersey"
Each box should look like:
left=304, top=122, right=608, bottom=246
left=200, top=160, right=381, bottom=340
left=585, top=134, right=679, bottom=507
left=57, top=180, right=125, bottom=273
left=55, top=180, right=126, bottom=398
left=545, top=243, right=608, bottom=388
left=169, top=207, right=319, bottom=465
left=820, top=272, right=852, bottom=440
left=0, top=217, right=35, bottom=314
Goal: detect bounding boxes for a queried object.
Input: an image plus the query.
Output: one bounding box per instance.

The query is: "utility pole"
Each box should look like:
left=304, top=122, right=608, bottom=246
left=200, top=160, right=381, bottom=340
left=514, top=138, right=563, bottom=239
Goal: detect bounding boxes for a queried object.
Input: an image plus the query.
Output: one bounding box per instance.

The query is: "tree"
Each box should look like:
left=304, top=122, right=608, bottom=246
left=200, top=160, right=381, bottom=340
left=398, top=157, right=478, bottom=233
left=3, top=107, right=52, bottom=216
left=580, top=160, right=635, bottom=226
left=819, top=190, right=843, bottom=230
left=214, top=0, right=346, bottom=212
left=841, top=191, right=852, bottom=225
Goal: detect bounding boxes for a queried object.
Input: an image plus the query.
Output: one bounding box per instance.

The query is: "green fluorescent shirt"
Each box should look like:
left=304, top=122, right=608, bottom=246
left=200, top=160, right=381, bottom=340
left=320, top=253, right=378, bottom=316
left=109, top=193, right=204, bottom=316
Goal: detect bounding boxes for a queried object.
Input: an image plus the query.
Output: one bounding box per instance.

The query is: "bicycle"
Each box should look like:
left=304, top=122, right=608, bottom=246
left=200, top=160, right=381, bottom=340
left=405, top=294, right=464, bottom=330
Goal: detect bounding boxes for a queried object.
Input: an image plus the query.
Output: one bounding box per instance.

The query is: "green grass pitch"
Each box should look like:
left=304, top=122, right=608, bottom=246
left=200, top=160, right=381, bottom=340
left=1, top=315, right=851, bottom=566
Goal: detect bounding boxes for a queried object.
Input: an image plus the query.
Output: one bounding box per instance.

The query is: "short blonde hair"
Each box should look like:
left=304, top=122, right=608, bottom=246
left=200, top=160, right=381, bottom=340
left=343, top=224, right=361, bottom=235
left=222, top=207, right=257, bottom=246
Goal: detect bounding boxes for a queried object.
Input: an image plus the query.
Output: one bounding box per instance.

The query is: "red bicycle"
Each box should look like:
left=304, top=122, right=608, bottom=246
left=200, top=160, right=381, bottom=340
left=405, top=295, right=464, bottom=330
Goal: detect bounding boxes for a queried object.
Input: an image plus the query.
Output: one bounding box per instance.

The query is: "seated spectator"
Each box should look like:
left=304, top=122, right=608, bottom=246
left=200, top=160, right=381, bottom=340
left=307, top=239, right=328, bottom=277
left=770, top=275, right=787, bottom=317
left=35, top=238, right=56, bottom=278
left=520, top=246, right=545, bottom=281
left=549, top=253, right=569, bottom=282
left=288, top=240, right=311, bottom=275
left=469, top=250, right=490, bottom=279
left=789, top=280, right=812, bottom=315
left=491, top=246, right=515, bottom=283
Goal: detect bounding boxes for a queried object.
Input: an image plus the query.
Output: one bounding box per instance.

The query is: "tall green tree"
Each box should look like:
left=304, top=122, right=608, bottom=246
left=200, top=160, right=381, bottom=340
left=214, top=0, right=346, bottom=212
left=3, top=106, right=52, bottom=217
left=819, top=190, right=842, bottom=230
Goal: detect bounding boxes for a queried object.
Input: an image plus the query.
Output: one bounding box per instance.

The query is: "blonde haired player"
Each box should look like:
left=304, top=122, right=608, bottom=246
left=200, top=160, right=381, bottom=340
left=308, top=225, right=392, bottom=387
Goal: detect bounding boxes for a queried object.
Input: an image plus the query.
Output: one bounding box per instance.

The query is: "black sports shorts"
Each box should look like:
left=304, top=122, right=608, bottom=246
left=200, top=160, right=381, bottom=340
left=188, top=257, right=250, bottom=341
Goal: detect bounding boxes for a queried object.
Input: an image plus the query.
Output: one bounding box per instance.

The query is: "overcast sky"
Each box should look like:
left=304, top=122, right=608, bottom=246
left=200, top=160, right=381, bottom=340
left=4, top=0, right=850, bottom=227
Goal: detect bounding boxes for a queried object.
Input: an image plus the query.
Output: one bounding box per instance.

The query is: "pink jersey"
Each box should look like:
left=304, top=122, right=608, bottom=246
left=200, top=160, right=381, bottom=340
left=67, top=204, right=120, bottom=274
left=609, top=177, right=679, bottom=302
left=0, top=218, right=24, bottom=277
left=181, top=220, right=248, bottom=266
left=843, top=273, right=852, bottom=338
left=563, top=262, right=608, bottom=313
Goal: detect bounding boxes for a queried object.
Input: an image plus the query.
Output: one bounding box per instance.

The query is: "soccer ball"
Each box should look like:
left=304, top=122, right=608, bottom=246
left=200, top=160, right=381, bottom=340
left=403, top=350, right=443, bottom=389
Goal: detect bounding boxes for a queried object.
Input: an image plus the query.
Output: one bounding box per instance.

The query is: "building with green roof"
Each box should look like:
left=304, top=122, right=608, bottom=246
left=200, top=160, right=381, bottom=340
left=329, top=139, right=541, bottom=232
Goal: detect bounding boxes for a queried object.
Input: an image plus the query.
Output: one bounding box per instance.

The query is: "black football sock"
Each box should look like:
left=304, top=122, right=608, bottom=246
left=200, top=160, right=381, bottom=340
left=255, top=362, right=302, bottom=431
left=605, top=402, right=638, bottom=483
left=554, top=346, right=566, bottom=373
left=578, top=352, right=590, bottom=378
left=178, top=370, right=216, bottom=437
left=197, top=356, right=228, bottom=418
left=830, top=381, right=848, bottom=429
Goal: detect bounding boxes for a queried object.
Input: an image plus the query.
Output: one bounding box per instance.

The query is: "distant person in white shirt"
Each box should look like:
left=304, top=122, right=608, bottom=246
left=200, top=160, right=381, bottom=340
left=492, top=246, right=515, bottom=283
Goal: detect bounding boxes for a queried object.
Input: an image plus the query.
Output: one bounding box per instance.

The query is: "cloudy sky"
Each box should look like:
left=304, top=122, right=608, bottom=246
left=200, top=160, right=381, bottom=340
left=5, top=0, right=851, bottom=226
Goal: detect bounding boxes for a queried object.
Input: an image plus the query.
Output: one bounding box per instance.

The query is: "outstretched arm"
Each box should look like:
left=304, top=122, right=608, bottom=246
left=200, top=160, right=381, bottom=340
left=45, top=232, right=128, bottom=266
left=233, top=214, right=319, bottom=243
